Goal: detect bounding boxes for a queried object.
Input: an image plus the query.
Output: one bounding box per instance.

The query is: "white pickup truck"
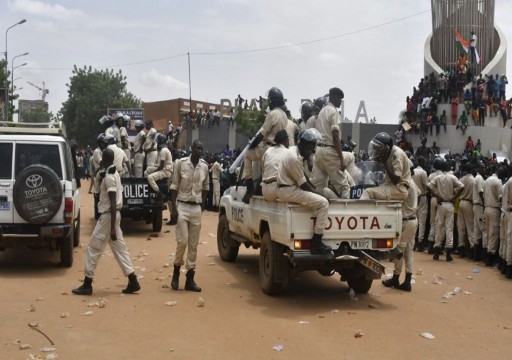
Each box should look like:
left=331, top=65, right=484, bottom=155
left=217, top=185, right=402, bottom=295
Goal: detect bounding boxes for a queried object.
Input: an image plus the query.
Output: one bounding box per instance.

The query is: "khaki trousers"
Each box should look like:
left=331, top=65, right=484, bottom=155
left=457, top=199, right=475, bottom=248
left=506, top=212, right=512, bottom=263
left=428, top=197, right=438, bottom=242
left=212, top=178, right=221, bottom=207
left=310, top=147, right=350, bottom=199
left=133, top=152, right=145, bottom=178
left=473, top=204, right=485, bottom=245
left=148, top=169, right=172, bottom=193
left=417, top=195, right=428, bottom=242
left=499, top=212, right=507, bottom=259
left=146, top=151, right=158, bottom=168
left=394, top=219, right=417, bottom=275
left=484, top=207, right=500, bottom=254
left=261, top=182, right=278, bottom=202
left=276, top=186, right=328, bottom=234
left=244, top=144, right=268, bottom=179
left=174, top=202, right=202, bottom=270
left=360, top=183, right=408, bottom=201
left=435, top=202, right=454, bottom=249
left=85, top=212, right=134, bottom=279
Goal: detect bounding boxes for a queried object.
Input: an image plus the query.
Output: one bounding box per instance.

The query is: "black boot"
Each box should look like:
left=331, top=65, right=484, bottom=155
left=185, top=269, right=202, bottom=292
left=171, top=265, right=181, bottom=290
left=505, top=265, right=512, bottom=279
left=433, top=246, right=441, bottom=261
left=500, top=259, right=507, bottom=275
left=72, top=276, right=93, bottom=296
left=457, top=246, right=466, bottom=258
left=122, top=272, right=141, bottom=294
left=397, top=273, right=412, bottom=292
left=311, top=233, right=332, bottom=255
left=427, top=241, right=435, bottom=254
left=242, top=179, right=254, bottom=204
left=382, top=273, right=400, bottom=288
left=485, top=251, right=494, bottom=267
left=468, top=247, right=474, bottom=260
left=474, top=244, right=482, bottom=261
left=446, top=248, right=453, bottom=262
left=481, top=248, right=488, bottom=263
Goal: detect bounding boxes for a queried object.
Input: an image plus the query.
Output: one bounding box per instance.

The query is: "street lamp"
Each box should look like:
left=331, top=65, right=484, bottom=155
left=11, top=52, right=28, bottom=97
left=3, top=19, right=27, bottom=121
left=10, top=62, right=27, bottom=110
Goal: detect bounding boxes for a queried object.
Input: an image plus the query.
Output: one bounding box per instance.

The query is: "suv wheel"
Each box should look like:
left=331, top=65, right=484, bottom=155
left=60, top=235, right=73, bottom=267
left=73, top=212, right=80, bottom=247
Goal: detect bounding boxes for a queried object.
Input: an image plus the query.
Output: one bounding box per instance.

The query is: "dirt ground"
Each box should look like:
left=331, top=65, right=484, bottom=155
left=1, top=181, right=512, bottom=360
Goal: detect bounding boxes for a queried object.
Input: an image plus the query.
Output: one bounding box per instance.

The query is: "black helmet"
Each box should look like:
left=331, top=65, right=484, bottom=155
left=342, top=143, right=351, bottom=151
left=313, top=96, right=327, bottom=112
left=432, top=157, right=444, bottom=170
left=368, top=132, right=393, bottom=161
left=301, top=101, right=314, bottom=121
left=96, top=133, right=106, bottom=145
left=267, top=87, right=284, bottom=108
left=156, top=133, right=167, bottom=145
left=298, top=128, right=322, bottom=144
left=103, top=134, right=116, bottom=145
left=134, top=120, right=145, bottom=131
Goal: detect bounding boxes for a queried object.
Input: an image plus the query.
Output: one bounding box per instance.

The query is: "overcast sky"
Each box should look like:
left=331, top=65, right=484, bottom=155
left=3, top=0, right=512, bottom=124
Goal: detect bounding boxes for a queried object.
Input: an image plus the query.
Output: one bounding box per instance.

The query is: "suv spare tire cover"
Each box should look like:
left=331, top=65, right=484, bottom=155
left=13, top=164, right=63, bottom=224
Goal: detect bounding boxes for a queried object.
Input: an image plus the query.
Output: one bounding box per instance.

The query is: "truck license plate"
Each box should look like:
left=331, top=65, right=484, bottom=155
left=350, top=240, right=370, bottom=249
left=359, top=252, right=384, bottom=275
left=0, top=201, right=10, bottom=210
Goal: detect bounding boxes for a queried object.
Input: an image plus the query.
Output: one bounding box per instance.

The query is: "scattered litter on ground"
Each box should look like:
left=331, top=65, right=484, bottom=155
left=420, top=332, right=436, bottom=340
left=82, top=311, right=94, bottom=316
left=349, top=288, right=358, bottom=301
left=298, top=321, right=309, bottom=324
left=330, top=309, right=339, bottom=314
left=197, top=297, right=205, bottom=307
left=162, top=284, right=170, bottom=289
left=149, top=233, right=158, bottom=237
left=432, top=274, right=443, bottom=284
left=18, top=343, right=32, bottom=350
left=164, top=301, right=177, bottom=306
left=368, top=303, right=380, bottom=309
left=28, top=323, right=54, bottom=345
left=61, top=292, right=68, bottom=296
left=354, top=329, right=364, bottom=338
left=416, top=269, right=423, bottom=275
left=27, top=304, right=36, bottom=312
left=273, top=344, right=284, bottom=352
left=472, top=268, right=481, bottom=273
left=453, top=287, right=462, bottom=294
left=35, top=298, right=45, bottom=302
left=464, top=291, right=472, bottom=295
left=60, top=312, right=70, bottom=318
left=466, top=276, right=473, bottom=280
left=39, top=347, right=56, bottom=353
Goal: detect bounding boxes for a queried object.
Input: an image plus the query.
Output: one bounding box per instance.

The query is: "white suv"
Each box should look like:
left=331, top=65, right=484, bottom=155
left=0, top=122, right=81, bottom=267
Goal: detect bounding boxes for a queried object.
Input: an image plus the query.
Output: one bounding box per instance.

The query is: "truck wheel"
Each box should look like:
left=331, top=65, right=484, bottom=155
left=13, top=165, right=63, bottom=224
left=259, top=231, right=289, bottom=295
left=73, top=212, right=80, bottom=247
left=217, top=214, right=239, bottom=262
left=347, top=276, right=373, bottom=294
left=60, top=236, right=73, bottom=267
left=152, top=210, right=163, bottom=232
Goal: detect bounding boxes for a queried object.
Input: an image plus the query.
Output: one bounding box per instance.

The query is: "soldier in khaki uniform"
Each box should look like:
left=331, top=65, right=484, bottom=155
left=105, top=134, right=132, bottom=177
left=457, top=163, right=475, bottom=258
left=261, top=130, right=289, bottom=202
left=132, top=120, right=146, bottom=178
left=427, top=161, right=464, bottom=261
left=483, top=167, right=505, bottom=266
left=310, top=87, right=350, bottom=199
left=242, top=87, right=289, bottom=203
left=472, top=163, right=486, bottom=260
left=276, top=129, right=331, bottom=255
left=412, top=156, right=428, bottom=251
left=427, top=158, right=444, bottom=253
left=146, top=134, right=173, bottom=201
left=169, top=140, right=209, bottom=292
left=143, top=120, right=158, bottom=170
left=503, top=173, right=512, bottom=278
left=210, top=156, right=223, bottom=210
left=306, top=96, right=327, bottom=130
left=360, top=132, right=411, bottom=202
left=382, top=180, right=418, bottom=292
left=499, top=179, right=508, bottom=274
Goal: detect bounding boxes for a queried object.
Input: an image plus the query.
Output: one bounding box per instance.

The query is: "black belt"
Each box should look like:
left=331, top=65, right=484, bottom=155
left=263, top=179, right=277, bottom=184
left=278, top=184, right=293, bottom=188
left=461, top=198, right=472, bottom=203
left=265, top=141, right=276, bottom=146
left=178, top=200, right=201, bottom=206
left=145, top=149, right=157, bottom=153
left=317, top=143, right=334, bottom=148
left=403, top=216, right=416, bottom=221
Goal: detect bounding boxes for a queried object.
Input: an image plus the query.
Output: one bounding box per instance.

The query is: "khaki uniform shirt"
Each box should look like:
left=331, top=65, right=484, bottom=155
left=105, top=126, right=121, bottom=147
left=259, top=108, right=288, bottom=144
left=277, top=146, right=306, bottom=187
left=403, top=181, right=419, bottom=217
left=428, top=172, right=464, bottom=202
left=459, top=173, right=475, bottom=201
left=483, top=174, right=502, bottom=208
left=119, top=127, right=131, bottom=150
left=315, top=102, right=341, bottom=146
left=384, top=145, right=412, bottom=187
left=133, top=130, right=146, bottom=153
left=428, top=169, right=443, bottom=182
left=143, top=128, right=157, bottom=151
left=107, top=144, right=129, bottom=173
left=473, top=173, right=485, bottom=205
left=412, top=165, right=428, bottom=195
left=306, top=115, right=317, bottom=129
left=171, top=156, right=209, bottom=204
left=157, top=147, right=173, bottom=172
left=262, top=145, right=288, bottom=183
left=286, top=119, right=299, bottom=147
left=97, top=167, right=123, bottom=213
left=211, top=161, right=223, bottom=179
left=503, top=177, right=512, bottom=211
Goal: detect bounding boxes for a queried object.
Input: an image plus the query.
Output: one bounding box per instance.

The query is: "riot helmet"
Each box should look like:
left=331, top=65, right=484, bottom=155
left=367, top=132, right=393, bottom=162
left=301, top=101, right=314, bottom=121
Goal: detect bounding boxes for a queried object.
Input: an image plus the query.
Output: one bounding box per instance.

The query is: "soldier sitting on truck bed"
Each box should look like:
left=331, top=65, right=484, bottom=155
left=261, top=129, right=289, bottom=202
left=276, top=128, right=332, bottom=255
left=146, top=133, right=173, bottom=202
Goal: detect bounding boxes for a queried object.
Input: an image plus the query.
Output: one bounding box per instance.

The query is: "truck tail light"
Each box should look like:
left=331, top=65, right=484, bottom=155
left=373, top=239, right=394, bottom=249
left=294, top=240, right=312, bottom=250
left=64, top=197, right=73, bottom=224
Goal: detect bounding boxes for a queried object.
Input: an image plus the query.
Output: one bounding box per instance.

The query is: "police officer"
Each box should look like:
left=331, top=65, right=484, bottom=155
left=457, top=162, right=475, bottom=258
left=298, top=100, right=314, bottom=131
left=146, top=133, right=173, bottom=201
left=483, top=167, right=505, bottom=266
left=310, top=87, right=350, bottom=199
left=116, top=114, right=131, bottom=160
left=502, top=171, right=512, bottom=278
left=276, top=128, right=331, bottom=255
left=88, top=134, right=104, bottom=194
left=143, top=119, right=158, bottom=170
left=428, top=161, right=464, bottom=261
left=170, top=140, right=209, bottom=292
left=472, top=163, right=486, bottom=260
left=104, top=134, right=132, bottom=178
left=132, top=120, right=146, bottom=178
left=261, top=129, right=289, bottom=202
left=360, top=132, right=411, bottom=202
left=210, top=155, right=223, bottom=211
left=104, top=114, right=121, bottom=146
left=412, top=156, right=428, bottom=251
left=427, top=157, right=444, bottom=253
left=306, top=96, right=327, bottom=129
left=242, top=87, right=288, bottom=203
left=72, top=148, right=140, bottom=295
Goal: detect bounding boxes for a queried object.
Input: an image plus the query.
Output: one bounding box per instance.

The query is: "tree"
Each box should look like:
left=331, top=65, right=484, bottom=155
left=60, top=66, right=140, bottom=146
left=234, top=103, right=268, bottom=139
left=20, top=108, right=54, bottom=123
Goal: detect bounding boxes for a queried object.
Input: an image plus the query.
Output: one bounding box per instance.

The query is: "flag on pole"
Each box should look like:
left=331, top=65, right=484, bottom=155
left=454, top=29, right=480, bottom=64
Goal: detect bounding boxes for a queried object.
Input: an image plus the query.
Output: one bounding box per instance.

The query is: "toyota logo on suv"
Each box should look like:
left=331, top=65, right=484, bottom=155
left=26, top=174, right=43, bottom=189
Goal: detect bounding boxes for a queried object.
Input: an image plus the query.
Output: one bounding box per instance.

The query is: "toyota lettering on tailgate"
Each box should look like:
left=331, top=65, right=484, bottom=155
left=123, top=183, right=149, bottom=199
left=311, top=216, right=383, bottom=230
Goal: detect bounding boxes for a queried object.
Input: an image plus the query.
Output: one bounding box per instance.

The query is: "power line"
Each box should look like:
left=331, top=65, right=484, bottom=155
left=26, top=9, right=429, bottom=71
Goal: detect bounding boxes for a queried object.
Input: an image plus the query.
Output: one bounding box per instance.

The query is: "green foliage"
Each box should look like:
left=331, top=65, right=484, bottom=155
left=59, top=65, right=140, bottom=147
left=20, top=108, right=53, bottom=123
left=234, top=104, right=267, bottom=139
